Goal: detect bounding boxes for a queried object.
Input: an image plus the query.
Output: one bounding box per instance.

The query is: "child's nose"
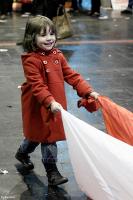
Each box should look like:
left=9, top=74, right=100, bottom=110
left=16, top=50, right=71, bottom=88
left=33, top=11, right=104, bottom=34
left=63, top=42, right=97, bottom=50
left=46, top=34, right=52, bottom=40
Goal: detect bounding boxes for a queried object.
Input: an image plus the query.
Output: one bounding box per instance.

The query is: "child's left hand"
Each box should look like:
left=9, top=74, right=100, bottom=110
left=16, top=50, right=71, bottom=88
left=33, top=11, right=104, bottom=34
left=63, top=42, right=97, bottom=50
left=89, top=91, right=99, bottom=100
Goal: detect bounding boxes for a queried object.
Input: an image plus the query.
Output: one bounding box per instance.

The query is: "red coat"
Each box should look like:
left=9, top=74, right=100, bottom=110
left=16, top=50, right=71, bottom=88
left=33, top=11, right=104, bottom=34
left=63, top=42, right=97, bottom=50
left=21, top=48, right=93, bottom=143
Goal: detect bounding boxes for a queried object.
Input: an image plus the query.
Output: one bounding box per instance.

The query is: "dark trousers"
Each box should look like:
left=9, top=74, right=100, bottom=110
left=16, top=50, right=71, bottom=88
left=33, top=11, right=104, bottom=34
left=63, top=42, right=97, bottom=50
left=128, top=0, right=133, bottom=9
left=71, top=0, right=78, bottom=10
left=31, top=0, right=46, bottom=16
left=0, top=0, right=13, bottom=15
left=91, top=0, right=101, bottom=14
left=21, top=3, right=32, bottom=14
left=6, top=0, right=13, bottom=13
left=0, top=0, right=7, bottom=15
left=79, top=0, right=82, bottom=5
left=32, top=0, right=65, bottom=19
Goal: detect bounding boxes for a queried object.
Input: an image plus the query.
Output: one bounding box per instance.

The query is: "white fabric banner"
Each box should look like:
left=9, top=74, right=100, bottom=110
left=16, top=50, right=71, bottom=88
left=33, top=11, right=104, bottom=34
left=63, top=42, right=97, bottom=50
left=111, top=0, right=128, bottom=10
left=61, top=109, right=133, bottom=200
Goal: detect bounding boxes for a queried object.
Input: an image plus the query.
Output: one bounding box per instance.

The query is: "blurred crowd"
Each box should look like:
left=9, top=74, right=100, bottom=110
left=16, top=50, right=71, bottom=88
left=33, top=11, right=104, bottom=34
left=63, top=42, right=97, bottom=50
left=0, top=0, right=132, bottom=23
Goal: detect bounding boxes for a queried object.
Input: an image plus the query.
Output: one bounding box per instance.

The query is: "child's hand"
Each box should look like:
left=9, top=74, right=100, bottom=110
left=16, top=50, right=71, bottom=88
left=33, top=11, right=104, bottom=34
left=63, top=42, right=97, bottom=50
left=89, top=91, right=99, bottom=100
left=50, top=101, right=63, bottom=114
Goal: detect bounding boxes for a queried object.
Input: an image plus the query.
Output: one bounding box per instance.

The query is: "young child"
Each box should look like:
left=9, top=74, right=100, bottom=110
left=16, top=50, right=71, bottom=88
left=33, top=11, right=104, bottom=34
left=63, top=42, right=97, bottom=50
left=15, top=15, right=99, bottom=186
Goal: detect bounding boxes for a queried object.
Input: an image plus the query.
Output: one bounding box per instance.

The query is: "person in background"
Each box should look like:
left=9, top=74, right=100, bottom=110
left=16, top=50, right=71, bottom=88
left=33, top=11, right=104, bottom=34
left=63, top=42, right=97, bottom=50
left=6, top=0, right=13, bottom=16
left=15, top=15, right=99, bottom=186
left=79, top=0, right=82, bottom=8
left=88, top=0, right=108, bottom=19
left=45, top=0, right=66, bottom=19
left=21, top=0, right=33, bottom=17
left=71, top=0, right=79, bottom=12
left=0, top=0, right=13, bottom=22
left=121, top=0, right=133, bottom=15
left=31, top=0, right=46, bottom=16
left=71, top=0, right=83, bottom=12
left=0, top=0, right=7, bottom=21
left=88, top=0, right=101, bottom=17
left=32, top=0, right=66, bottom=19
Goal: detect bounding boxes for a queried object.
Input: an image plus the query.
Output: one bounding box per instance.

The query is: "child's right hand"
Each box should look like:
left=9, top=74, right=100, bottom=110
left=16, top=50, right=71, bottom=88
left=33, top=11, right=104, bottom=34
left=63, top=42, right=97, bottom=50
left=50, top=101, right=63, bottom=114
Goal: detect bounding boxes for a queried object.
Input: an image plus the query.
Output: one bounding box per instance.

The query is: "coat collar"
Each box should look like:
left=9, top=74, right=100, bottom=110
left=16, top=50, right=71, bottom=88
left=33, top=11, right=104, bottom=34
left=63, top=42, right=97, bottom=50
left=36, top=48, right=58, bottom=56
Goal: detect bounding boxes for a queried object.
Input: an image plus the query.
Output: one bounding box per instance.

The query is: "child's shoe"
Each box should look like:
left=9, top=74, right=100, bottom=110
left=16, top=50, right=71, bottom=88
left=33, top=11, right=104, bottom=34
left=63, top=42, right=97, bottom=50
left=15, top=149, right=34, bottom=170
left=44, top=163, right=68, bottom=186
left=47, top=169, right=68, bottom=186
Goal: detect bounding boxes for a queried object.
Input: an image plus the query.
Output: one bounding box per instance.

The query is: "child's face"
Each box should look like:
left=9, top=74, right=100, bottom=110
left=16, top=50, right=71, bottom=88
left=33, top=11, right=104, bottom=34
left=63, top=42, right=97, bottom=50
left=36, top=26, right=56, bottom=51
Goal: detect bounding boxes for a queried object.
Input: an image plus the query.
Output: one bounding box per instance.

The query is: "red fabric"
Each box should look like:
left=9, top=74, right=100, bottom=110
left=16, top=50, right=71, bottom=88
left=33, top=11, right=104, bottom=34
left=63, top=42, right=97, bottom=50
left=78, top=95, right=133, bottom=145
left=21, top=48, right=93, bottom=143
left=98, top=96, right=133, bottom=145
left=78, top=97, right=100, bottom=113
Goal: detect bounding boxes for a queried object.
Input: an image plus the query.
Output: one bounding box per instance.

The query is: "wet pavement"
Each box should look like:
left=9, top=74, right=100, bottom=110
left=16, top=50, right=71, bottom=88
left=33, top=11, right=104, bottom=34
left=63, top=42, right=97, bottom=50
left=0, top=7, right=133, bottom=200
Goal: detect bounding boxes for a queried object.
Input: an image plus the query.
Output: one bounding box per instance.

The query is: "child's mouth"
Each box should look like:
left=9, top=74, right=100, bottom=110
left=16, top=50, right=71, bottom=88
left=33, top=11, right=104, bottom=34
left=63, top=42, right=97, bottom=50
left=44, top=42, right=54, bottom=46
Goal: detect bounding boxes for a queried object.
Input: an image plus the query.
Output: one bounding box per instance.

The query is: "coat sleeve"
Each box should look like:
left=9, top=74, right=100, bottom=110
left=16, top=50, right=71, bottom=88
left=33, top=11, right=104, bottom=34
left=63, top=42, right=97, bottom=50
left=22, top=56, right=54, bottom=107
left=59, top=52, right=93, bottom=98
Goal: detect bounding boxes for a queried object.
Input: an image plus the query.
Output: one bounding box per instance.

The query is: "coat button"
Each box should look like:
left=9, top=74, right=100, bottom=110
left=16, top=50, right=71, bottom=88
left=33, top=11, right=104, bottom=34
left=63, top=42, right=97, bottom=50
left=46, top=69, right=50, bottom=73
left=43, top=60, right=47, bottom=64
left=54, top=59, right=59, bottom=64
left=53, top=51, right=56, bottom=54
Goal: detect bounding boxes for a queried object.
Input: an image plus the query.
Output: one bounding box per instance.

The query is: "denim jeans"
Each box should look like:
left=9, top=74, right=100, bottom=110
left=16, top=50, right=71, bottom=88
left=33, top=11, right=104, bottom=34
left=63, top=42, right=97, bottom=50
left=19, top=138, right=57, bottom=163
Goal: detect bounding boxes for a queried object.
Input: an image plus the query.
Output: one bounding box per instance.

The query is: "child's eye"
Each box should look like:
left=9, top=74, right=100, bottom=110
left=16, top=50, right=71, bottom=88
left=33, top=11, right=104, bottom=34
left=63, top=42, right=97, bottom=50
left=40, top=33, right=46, bottom=37
left=50, top=31, right=55, bottom=35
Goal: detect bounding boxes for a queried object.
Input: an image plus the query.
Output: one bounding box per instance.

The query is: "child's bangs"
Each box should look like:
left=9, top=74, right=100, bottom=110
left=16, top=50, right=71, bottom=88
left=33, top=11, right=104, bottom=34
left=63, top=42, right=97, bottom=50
left=41, top=20, right=56, bottom=35
left=29, top=16, right=56, bottom=35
